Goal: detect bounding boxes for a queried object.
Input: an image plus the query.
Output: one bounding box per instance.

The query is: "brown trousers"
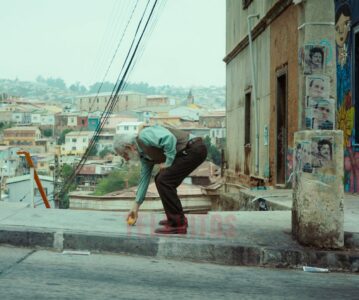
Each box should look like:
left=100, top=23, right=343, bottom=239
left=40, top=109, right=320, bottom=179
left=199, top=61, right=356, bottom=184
left=154, top=140, right=207, bottom=226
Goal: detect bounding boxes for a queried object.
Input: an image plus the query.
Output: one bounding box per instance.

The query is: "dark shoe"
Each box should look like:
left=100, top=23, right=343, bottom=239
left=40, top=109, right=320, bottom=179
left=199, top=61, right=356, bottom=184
left=159, top=217, right=188, bottom=227
left=154, top=224, right=187, bottom=234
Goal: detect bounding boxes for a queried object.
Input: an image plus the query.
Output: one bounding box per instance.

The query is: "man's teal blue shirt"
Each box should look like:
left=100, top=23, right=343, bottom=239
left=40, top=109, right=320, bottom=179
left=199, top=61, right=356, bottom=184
left=135, top=125, right=178, bottom=205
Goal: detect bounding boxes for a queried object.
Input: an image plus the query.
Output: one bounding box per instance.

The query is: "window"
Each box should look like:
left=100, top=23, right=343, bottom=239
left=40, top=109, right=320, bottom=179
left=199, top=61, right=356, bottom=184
left=72, top=138, right=77, bottom=142
left=72, top=146, right=76, bottom=150
left=355, top=26, right=359, bottom=143
left=124, top=126, right=129, bottom=131
left=242, top=0, right=253, bottom=9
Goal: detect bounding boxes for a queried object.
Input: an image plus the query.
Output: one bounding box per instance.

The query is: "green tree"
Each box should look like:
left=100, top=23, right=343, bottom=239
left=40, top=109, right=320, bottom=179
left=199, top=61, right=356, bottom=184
left=0, top=122, right=13, bottom=134
left=58, top=129, right=73, bottom=145
left=203, top=136, right=221, bottom=166
left=88, top=81, right=114, bottom=93
left=46, top=77, right=66, bottom=89
left=58, top=163, right=77, bottom=209
left=88, top=145, right=98, bottom=157
left=42, top=128, right=53, bottom=137
left=93, top=164, right=140, bottom=196
left=69, top=82, right=88, bottom=94
left=36, top=75, right=45, bottom=83
left=99, top=147, right=113, bottom=158
left=61, top=164, right=74, bottom=180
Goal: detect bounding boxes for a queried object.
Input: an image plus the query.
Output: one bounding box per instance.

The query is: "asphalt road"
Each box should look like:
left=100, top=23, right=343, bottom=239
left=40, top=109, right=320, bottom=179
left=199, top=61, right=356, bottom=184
left=0, top=246, right=358, bottom=300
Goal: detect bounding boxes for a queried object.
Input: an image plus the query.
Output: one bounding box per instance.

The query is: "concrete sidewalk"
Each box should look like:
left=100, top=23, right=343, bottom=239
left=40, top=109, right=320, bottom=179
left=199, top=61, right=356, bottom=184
left=0, top=196, right=358, bottom=273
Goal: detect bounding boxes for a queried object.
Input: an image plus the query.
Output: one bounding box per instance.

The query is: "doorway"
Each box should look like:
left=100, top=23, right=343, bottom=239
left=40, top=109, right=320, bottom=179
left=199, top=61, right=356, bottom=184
left=244, top=92, right=251, bottom=175
left=276, top=71, right=288, bottom=185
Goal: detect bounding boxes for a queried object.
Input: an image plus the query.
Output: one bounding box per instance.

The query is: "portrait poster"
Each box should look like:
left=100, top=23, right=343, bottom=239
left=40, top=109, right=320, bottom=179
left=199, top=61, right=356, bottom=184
left=303, top=44, right=327, bottom=74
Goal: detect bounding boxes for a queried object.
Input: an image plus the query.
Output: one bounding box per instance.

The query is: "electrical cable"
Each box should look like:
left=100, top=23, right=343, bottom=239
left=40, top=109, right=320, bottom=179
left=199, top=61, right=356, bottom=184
left=58, top=0, right=159, bottom=199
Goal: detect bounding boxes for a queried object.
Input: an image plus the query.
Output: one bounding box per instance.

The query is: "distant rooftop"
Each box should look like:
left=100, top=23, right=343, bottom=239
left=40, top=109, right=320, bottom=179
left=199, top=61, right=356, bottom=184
left=4, top=126, right=40, bottom=131
left=76, top=91, right=144, bottom=98
left=117, top=121, right=144, bottom=126
left=7, top=174, right=54, bottom=184
left=65, top=131, right=93, bottom=136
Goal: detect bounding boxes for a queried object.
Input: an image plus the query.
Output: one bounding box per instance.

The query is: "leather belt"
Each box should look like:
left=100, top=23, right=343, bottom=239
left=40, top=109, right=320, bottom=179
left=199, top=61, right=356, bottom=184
left=187, top=137, right=203, bottom=147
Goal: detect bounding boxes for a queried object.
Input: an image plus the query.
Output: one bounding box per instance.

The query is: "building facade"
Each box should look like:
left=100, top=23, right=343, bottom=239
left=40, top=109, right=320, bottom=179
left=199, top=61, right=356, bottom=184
left=6, top=174, right=55, bottom=208
left=3, top=126, right=41, bottom=147
left=146, top=95, right=169, bottom=106
left=224, top=0, right=338, bottom=190
left=0, top=146, right=21, bottom=178
left=116, top=121, right=144, bottom=135
left=61, top=131, right=93, bottom=155
left=77, top=92, right=146, bottom=113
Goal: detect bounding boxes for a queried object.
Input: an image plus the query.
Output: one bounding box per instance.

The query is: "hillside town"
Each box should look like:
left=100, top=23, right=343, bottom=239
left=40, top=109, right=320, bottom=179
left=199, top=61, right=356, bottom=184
left=0, top=85, right=225, bottom=209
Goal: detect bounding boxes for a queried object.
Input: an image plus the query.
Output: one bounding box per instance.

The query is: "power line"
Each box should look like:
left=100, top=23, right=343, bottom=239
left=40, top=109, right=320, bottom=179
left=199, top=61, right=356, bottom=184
left=58, top=0, right=159, bottom=203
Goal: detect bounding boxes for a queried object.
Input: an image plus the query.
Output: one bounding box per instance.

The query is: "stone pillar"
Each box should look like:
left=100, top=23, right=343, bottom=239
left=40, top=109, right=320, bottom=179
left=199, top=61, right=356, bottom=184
left=292, top=130, right=344, bottom=248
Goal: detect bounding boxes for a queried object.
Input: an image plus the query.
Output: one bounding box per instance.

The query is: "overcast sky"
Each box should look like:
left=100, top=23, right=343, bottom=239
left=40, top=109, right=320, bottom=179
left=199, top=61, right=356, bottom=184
left=0, top=0, right=225, bottom=87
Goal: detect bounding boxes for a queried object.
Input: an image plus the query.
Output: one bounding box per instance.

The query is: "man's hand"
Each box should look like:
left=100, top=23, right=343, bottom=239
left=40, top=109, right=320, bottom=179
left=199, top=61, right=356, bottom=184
left=127, top=202, right=140, bottom=225
left=159, top=163, right=167, bottom=171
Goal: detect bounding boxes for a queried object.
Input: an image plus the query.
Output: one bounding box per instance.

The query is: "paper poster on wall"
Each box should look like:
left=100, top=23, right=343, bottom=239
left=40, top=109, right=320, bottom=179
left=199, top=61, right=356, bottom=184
left=303, top=44, right=327, bottom=74
left=294, top=140, right=313, bottom=176
left=311, top=136, right=335, bottom=170
left=305, top=75, right=330, bottom=106
left=305, top=98, right=335, bottom=130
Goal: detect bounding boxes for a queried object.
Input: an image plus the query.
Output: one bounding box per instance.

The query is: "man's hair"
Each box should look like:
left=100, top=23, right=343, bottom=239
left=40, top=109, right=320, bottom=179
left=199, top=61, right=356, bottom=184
left=317, top=139, right=332, bottom=157
left=309, top=47, right=324, bottom=62
left=113, top=133, right=137, bottom=153
left=309, top=77, right=324, bottom=87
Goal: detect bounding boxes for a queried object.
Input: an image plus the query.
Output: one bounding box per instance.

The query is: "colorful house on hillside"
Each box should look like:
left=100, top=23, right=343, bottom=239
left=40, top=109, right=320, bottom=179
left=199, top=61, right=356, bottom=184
left=335, top=0, right=359, bottom=192
left=87, top=112, right=101, bottom=132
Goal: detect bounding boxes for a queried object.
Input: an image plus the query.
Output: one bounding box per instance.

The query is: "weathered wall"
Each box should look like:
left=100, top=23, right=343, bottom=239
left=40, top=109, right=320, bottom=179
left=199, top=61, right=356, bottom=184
left=225, top=0, right=294, bottom=187
left=269, top=5, right=299, bottom=185
left=225, top=30, right=270, bottom=184
left=226, top=0, right=276, bottom=54
left=292, top=130, right=344, bottom=248
left=225, top=0, right=275, bottom=186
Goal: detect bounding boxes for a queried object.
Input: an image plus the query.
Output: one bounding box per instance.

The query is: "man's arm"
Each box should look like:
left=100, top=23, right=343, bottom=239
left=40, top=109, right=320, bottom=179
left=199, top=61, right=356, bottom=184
left=135, top=158, right=154, bottom=204
left=128, top=158, right=153, bottom=224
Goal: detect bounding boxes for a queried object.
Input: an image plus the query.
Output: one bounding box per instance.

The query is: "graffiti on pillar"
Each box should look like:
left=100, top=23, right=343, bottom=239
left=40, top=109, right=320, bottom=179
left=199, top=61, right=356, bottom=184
left=319, top=39, right=334, bottom=65
left=286, top=147, right=293, bottom=183
left=335, top=1, right=356, bottom=192
left=303, top=44, right=327, bottom=74
left=311, top=136, right=335, bottom=171
left=336, top=2, right=351, bottom=68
